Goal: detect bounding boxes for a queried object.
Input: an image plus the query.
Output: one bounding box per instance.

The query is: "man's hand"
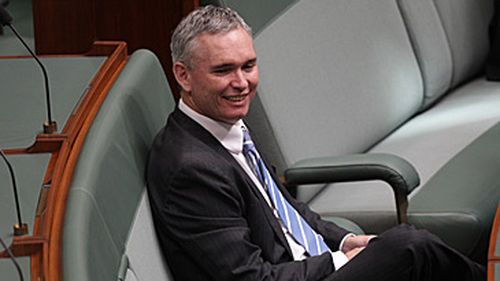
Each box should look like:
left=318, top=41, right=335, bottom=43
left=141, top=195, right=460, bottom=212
left=341, top=235, right=377, bottom=260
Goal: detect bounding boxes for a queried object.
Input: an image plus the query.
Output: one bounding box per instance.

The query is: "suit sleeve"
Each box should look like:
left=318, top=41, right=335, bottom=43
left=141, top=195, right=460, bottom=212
left=157, top=159, right=336, bottom=281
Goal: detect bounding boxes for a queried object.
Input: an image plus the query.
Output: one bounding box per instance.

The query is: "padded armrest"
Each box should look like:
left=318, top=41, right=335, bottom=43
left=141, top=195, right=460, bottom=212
left=284, top=153, right=420, bottom=224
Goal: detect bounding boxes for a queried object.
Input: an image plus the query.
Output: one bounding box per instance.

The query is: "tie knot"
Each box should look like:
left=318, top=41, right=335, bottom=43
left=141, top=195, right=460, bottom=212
left=241, top=127, right=255, bottom=154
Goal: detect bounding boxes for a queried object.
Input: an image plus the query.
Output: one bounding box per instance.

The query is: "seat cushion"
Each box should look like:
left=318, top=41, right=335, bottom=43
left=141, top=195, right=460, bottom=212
left=309, top=76, right=500, bottom=260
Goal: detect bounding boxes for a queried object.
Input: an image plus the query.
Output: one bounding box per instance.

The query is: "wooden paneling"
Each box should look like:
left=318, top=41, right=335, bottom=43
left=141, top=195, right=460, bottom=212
left=32, top=0, right=96, bottom=54
left=32, top=0, right=199, bottom=98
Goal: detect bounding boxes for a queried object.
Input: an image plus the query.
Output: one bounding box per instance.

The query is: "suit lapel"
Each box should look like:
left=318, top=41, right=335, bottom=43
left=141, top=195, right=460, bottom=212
left=171, top=109, right=293, bottom=256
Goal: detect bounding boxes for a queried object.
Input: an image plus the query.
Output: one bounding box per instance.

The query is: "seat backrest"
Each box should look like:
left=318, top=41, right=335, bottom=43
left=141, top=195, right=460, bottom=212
left=239, top=0, right=423, bottom=200
left=209, top=0, right=494, bottom=201
left=397, top=0, right=493, bottom=107
left=203, top=0, right=297, bottom=35
left=62, top=49, right=175, bottom=281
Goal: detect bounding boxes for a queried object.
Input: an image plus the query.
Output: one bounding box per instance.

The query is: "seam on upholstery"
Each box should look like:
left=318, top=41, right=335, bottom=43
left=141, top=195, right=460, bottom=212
left=305, top=183, right=329, bottom=204
left=70, top=187, right=121, bottom=258
left=394, top=0, right=427, bottom=110
left=431, top=0, right=455, bottom=88
left=252, top=0, right=300, bottom=37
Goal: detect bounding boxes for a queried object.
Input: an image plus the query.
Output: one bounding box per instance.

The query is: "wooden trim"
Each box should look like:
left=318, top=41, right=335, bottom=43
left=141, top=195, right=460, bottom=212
left=0, top=41, right=129, bottom=281
left=488, top=202, right=500, bottom=259
left=0, top=236, right=46, bottom=258
left=44, top=43, right=128, bottom=281
left=488, top=203, right=500, bottom=281
left=3, top=134, right=67, bottom=155
left=61, top=41, right=127, bottom=143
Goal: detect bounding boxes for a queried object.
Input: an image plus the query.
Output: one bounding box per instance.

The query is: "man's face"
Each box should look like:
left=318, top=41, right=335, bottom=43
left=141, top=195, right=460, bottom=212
left=174, top=27, right=259, bottom=124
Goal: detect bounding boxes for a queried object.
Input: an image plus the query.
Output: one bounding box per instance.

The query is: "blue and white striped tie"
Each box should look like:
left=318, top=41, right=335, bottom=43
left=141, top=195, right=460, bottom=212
left=242, top=127, right=330, bottom=256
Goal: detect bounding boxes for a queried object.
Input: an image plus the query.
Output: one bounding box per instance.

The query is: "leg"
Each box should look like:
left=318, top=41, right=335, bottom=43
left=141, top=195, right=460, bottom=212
left=327, top=224, right=485, bottom=281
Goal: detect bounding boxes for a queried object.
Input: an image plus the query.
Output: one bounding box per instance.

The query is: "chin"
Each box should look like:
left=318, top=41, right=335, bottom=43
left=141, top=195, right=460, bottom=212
left=221, top=113, right=247, bottom=124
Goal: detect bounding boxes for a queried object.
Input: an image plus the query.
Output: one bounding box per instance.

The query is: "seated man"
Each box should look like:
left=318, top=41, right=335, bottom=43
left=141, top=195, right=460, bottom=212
left=147, top=5, right=485, bottom=281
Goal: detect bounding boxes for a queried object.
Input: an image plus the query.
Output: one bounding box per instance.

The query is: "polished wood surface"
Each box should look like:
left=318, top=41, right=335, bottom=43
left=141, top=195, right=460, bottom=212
left=46, top=42, right=128, bottom=281
left=32, top=0, right=96, bottom=54
left=488, top=202, right=500, bottom=281
left=32, top=0, right=199, bottom=99
left=0, top=41, right=129, bottom=281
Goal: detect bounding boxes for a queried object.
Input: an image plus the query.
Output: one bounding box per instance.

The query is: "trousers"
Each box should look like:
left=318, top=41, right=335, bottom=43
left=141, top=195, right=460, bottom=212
left=328, top=225, right=485, bottom=281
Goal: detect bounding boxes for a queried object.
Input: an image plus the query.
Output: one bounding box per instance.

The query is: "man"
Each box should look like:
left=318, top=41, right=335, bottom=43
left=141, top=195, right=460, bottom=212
left=147, top=5, right=485, bottom=281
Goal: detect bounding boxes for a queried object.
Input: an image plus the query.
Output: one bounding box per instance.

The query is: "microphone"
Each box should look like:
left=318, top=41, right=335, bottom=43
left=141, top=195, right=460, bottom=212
left=0, top=6, right=57, bottom=134
left=0, top=149, right=28, bottom=236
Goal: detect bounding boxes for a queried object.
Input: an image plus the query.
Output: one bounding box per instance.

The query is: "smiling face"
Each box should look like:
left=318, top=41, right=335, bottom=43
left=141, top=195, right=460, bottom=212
left=173, top=27, right=259, bottom=124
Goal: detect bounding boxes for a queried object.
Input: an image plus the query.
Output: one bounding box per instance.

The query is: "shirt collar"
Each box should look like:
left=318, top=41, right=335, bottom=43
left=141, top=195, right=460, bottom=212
left=178, top=98, right=245, bottom=154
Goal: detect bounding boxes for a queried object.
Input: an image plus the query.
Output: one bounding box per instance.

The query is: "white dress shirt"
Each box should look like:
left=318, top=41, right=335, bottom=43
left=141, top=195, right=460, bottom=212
left=178, top=99, right=350, bottom=269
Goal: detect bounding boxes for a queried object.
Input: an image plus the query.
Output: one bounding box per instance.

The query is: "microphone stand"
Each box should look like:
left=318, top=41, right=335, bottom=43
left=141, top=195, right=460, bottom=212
left=0, top=6, right=57, bottom=134
left=0, top=150, right=28, bottom=236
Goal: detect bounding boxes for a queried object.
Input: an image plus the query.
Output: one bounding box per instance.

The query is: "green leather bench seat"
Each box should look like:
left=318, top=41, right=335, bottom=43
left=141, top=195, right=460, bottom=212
left=0, top=153, right=50, bottom=281
left=0, top=57, right=105, bottom=148
left=0, top=55, right=104, bottom=280
left=62, top=50, right=175, bottom=281
left=207, top=0, right=500, bottom=263
left=61, top=48, right=365, bottom=281
left=496, top=264, right=500, bottom=281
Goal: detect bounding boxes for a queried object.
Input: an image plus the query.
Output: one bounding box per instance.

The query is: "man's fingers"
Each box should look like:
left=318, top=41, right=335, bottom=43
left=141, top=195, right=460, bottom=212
left=345, top=247, right=365, bottom=260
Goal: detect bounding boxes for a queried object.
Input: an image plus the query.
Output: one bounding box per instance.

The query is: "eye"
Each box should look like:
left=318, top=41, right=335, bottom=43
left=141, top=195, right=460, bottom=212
left=242, top=61, right=257, bottom=72
left=211, top=65, right=233, bottom=75
left=213, top=68, right=230, bottom=74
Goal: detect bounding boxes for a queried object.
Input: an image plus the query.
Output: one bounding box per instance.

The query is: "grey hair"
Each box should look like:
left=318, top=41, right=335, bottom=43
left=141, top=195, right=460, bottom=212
left=170, top=5, right=252, bottom=67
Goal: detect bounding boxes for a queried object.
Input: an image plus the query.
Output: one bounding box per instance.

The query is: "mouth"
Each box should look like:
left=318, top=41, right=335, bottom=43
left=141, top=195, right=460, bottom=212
left=223, top=94, right=248, bottom=102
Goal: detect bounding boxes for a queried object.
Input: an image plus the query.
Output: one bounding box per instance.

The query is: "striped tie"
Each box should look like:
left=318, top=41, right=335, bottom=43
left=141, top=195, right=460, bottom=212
left=241, top=127, right=330, bottom=256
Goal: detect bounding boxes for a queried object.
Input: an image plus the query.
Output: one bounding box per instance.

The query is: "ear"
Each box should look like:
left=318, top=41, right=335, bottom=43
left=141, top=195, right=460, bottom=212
left=173, top=61, right=192, bottom=93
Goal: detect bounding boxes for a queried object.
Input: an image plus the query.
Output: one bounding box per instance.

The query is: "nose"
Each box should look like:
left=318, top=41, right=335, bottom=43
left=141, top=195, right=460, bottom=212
left=231, top=69, right=249, bottom=90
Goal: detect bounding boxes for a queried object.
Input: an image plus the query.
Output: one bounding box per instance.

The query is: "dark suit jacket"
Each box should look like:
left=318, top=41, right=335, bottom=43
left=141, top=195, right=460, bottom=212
left=147, top=109, right=350, bottom=281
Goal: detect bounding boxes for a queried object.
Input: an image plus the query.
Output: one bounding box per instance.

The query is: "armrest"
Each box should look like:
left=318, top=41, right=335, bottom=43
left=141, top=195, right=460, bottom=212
left=284, top=153, right=420, bottom=224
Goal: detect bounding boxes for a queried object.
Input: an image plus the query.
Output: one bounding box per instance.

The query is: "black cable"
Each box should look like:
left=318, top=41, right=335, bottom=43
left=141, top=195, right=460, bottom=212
left=5, top=24, right=54, bottom=124
left=0, top=149, right=23, bottom=227
left=0, top=236, right=24, bottom=281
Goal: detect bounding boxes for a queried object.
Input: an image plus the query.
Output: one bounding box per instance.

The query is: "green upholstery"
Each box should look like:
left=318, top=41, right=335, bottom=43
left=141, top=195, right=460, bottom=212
left=0, top=256, right=30, bottom=281
left=0, top=0, right=35, bottom=56
left=0, top=56, right=105, bottom=148
left=496, top=228, right=500, bottom=257
left=62, top=49, right=175, bottom=281
left=325, top=217, right=364, bottom=236
left=0, top=54, right=102, bottom=281
left=496, top=263, right=500, bottom=281
left=286, top=153, right=420, bottom=224
left=408, top=123, right=500, bottom=258
left=0, top=154, right=50, bottom=281
left=206, top=0, right=500, bottom=263
left=0, top=154, right=50, bottom=240
left=286, top=154, right=419, bottom=193
left=203, top=0, right=297, bottom=35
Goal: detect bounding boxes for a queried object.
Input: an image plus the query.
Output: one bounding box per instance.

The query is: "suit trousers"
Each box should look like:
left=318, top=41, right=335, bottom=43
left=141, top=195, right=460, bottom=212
left=327, top=225, right=485, bottom=281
